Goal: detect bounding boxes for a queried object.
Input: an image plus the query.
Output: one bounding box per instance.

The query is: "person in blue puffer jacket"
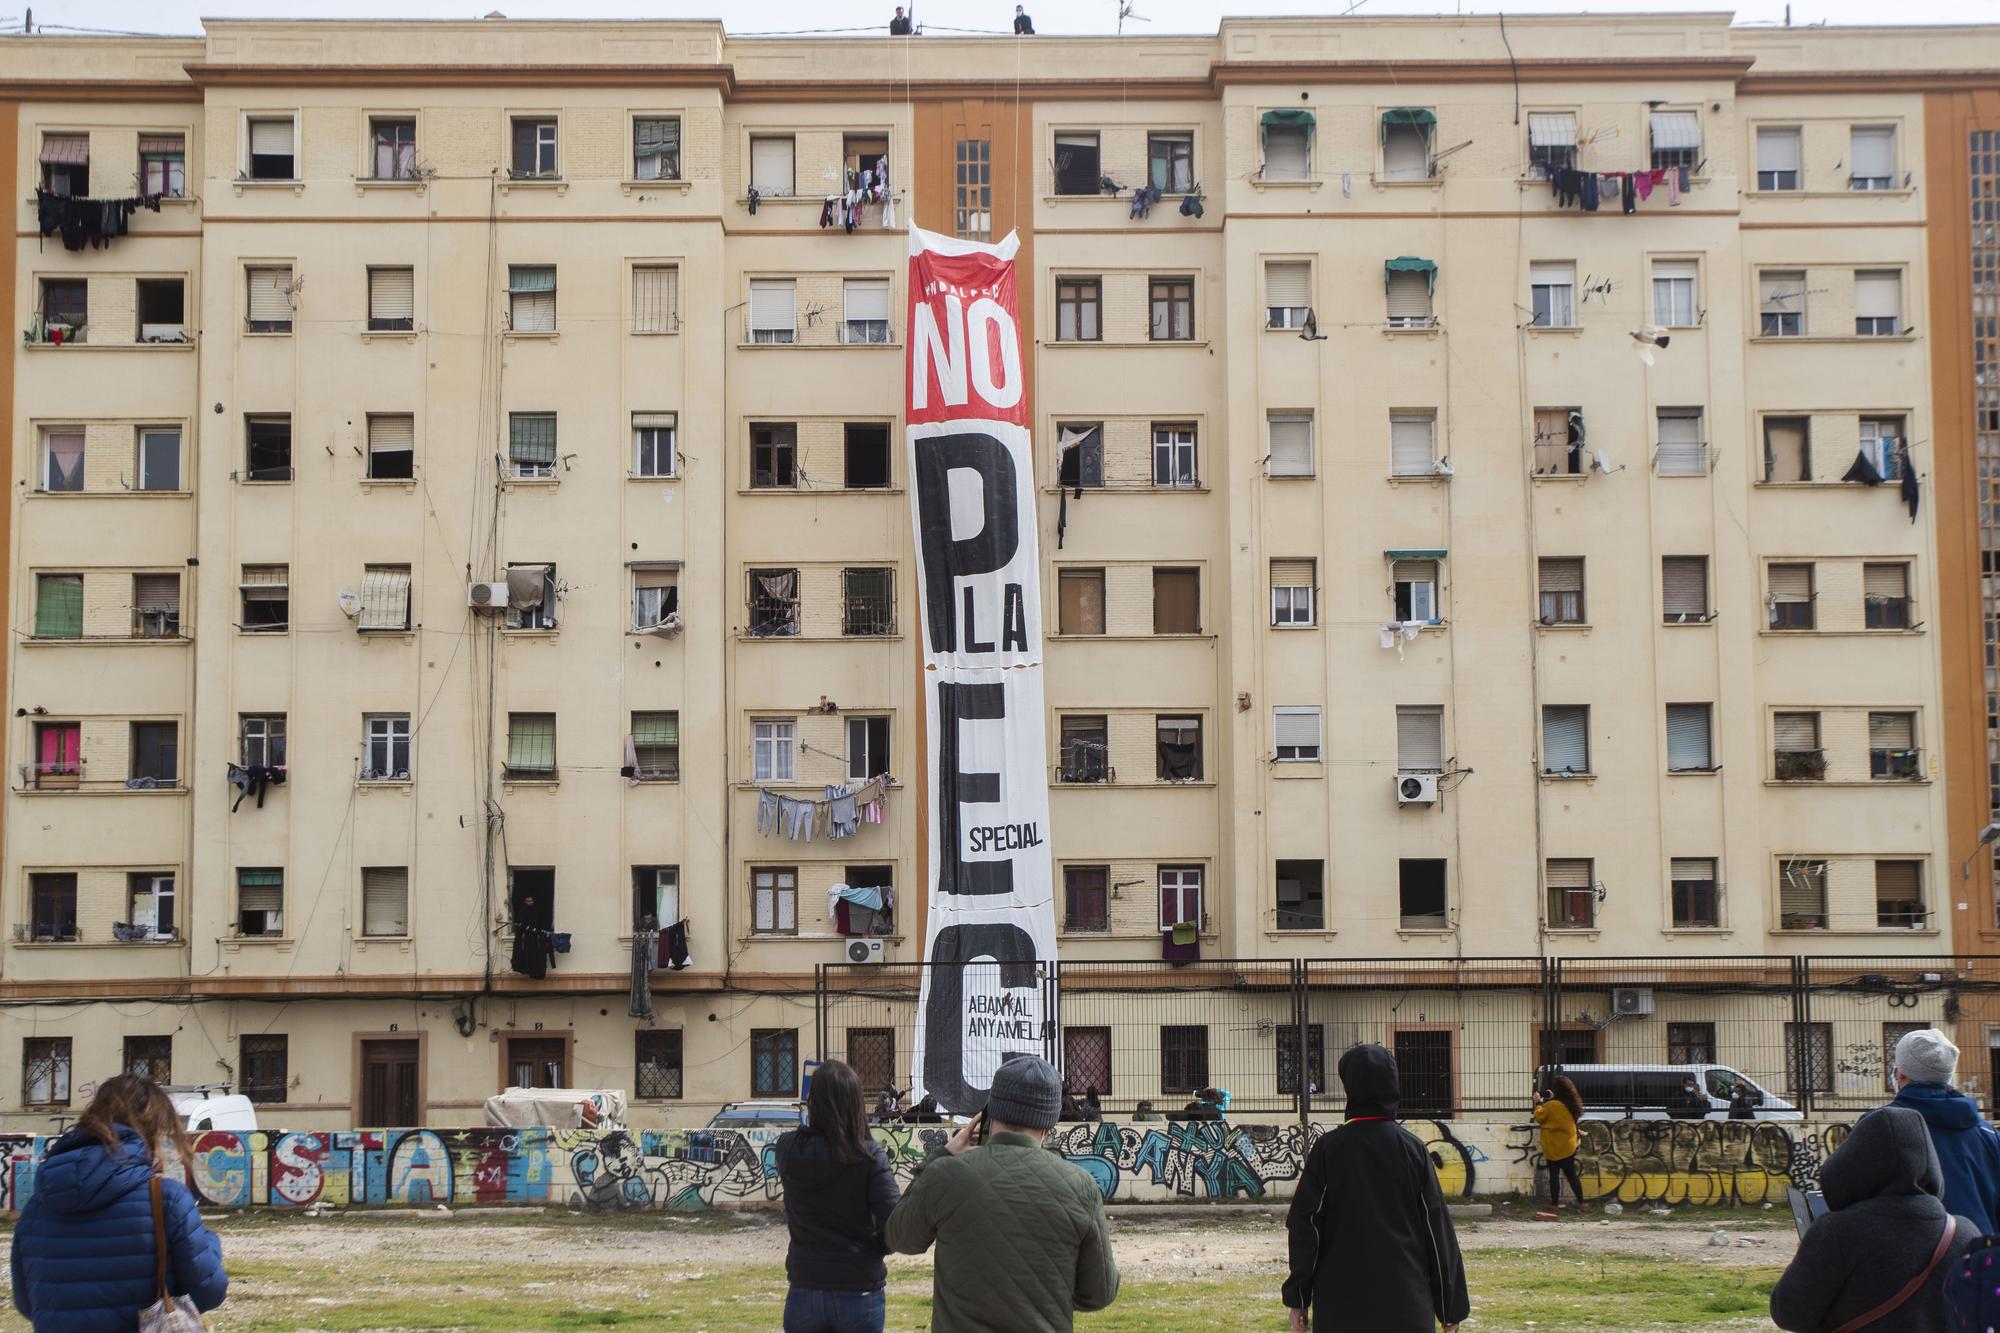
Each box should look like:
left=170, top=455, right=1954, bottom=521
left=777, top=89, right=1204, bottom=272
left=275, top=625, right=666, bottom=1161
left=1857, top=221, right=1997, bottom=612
left=11, top=1074, right=228, bottom=1331
left=1881, top=1029, right=2000, bottom=1238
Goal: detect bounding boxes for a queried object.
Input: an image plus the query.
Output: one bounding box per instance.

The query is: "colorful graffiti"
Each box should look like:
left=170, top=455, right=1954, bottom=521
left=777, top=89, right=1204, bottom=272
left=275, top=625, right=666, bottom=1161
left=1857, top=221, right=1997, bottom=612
left=1044, top=1121, right=1320, bottom=1202
left=1504, top=1118, right=1855, bottom=1207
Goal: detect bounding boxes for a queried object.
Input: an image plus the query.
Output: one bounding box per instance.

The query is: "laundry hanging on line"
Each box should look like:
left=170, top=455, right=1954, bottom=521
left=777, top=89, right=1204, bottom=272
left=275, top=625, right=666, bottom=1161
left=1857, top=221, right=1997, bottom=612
left=1545, top=165, right=1690, bottom=214
left=35, top=188, right=164, bottom=252
left=755, top=774, right=891, bottom=843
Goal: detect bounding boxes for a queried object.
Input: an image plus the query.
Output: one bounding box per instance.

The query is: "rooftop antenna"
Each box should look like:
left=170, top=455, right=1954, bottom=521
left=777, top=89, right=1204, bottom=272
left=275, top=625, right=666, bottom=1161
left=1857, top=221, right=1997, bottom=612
left=1117, top=2, right=1150, bottom=35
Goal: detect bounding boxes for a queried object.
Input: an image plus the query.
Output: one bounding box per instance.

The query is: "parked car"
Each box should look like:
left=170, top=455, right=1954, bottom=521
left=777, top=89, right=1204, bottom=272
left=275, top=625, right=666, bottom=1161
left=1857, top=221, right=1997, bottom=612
left=1542, top=1063, right=1802, bottom=1121
left=705, top=1100, right=805, bottom=1130
left=168, top=1087, right=259, bottom=1133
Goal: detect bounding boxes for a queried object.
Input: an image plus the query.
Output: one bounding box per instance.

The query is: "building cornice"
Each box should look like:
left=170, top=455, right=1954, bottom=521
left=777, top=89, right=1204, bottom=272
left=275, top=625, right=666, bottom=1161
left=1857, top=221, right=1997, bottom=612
left=180, top=62, right=735, bottom=92
left=1740, top=69, right=2000, bottom=94
left=0, top=81, right=199, bottom=102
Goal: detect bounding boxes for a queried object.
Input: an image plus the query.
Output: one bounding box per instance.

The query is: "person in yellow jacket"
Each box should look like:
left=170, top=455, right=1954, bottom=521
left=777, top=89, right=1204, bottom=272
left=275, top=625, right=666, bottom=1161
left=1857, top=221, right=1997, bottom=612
left=1532, top=1075, right=1586, bottom=1212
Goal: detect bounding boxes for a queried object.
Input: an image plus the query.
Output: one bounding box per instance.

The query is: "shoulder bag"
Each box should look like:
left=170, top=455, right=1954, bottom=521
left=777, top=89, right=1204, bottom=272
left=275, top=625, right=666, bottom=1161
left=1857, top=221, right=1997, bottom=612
left=1830, top=1215, right=1956, bottom=1333
left=138, top=1175, right=207, bottom=1333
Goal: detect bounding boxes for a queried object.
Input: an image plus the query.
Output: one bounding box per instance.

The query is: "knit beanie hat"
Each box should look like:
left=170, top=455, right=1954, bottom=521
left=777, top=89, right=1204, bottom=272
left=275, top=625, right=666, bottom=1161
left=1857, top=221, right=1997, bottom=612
left=1895, top=1028, right=1960, bottom=1085
left=985, top=1053, right=1062, bottom=1131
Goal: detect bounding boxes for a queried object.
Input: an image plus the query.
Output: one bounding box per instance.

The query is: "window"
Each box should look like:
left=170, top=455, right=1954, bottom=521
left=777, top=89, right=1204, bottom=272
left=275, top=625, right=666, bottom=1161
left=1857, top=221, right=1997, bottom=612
left=370, top=117, right=417, bottom=180
left=1064, top=1026, right=1112, bottom=1095
left=125, top=874, right=175, bottom=942
left=1399, top=859, right=1448, bottom=929
left=1276, top=1024, right=1327, bottom=1097
left=1397, top=706, right=1444, bottom=772
left=1532, top=407, right=1583, bottom=475
left=631, top=566, right=680, bottom=631
left=1869, top=711, right=1921, bottom=781
left=752, top=720, right=795, bottom=783
left=954, top=138, right=991, bottom=241
left=241, top=1034, right=288, bottom=1103
left=507, top=867, right=554, bottom=932
left=368, top=267, right=414, bottom=332
left=505, top=713, right=557, bottom=780
left=1149, top=277, right=1194, bottom=341
left=1656, top=409, right=1706, bottom=475
left=508, top=413, right=557, bottom=480
left=1529, top=262, right=1575, bottom=328
left=1668, top=1022, right=1716, bottom=1064
left=1153, top=567, right=1200, bottom=634
left=636, top=1030, right=684, bottom=1100
left=358, top=564, right=412, bottom=632
left=131, top=721, right=177, bottom=784
left=1160, top=1025, right=1209, bottom=1095
left=1877, top=860, right=1925, bottom=928
left=1266, top=261, right=1311, bottom=330
left=1058, top=568, right=1105, bottom=636
left=1786, top=1021, right=1833, bottom=1093
left=246, top=116, right=295, bottom=179
left=23, top=1038, right=71, bottom=1106
left=1862, top=416, right=1907, bottom=478
left=1666, top=704, right=1714, bottom=773
left=507, top=266, right=556, bottom=333
left=630, top=712, right=679, bottom=781
left=1763, top=415, right=1811, bottom=481
left=140, top=134, right=184, bottom=197
left=32, top=722, right=79, bottom=789
left=843, top=133, right=888, bottom=179
left=236, top=868, right=284, bottom=937
left=1760, top=270, right=1805, bottom=337
left=1545, top=858, right=1595, bottom=929
left=1671, top=859, right=1720, bottom=928
left=1148, top=131, right=1194, bottom=193
left=125, top=1035, right=172, bottom=1083
left=133, top=427, right=179, bottom=493
left=1058, top=715, right=1109, bottom=783
left=29, top=874, right=76, bottom=940
left=1381, top=110, right=1432, bottom=181
left=1381, top=413, right=1436, bottom=477
left=1775, top=712, right=1825, bottom=782
left=1274, top=706, right=1322, bottom=763
left=364, top=415, right=415, bottom=481
left=1064, top=866, right=1109, bottom=932
left=1850, top=126, right=1896, bottom=190
left=1527, top=112, right=1577, bottom=175
left=123, top=567, right=174, bottom=633
left=1653, top=260, right=1699, bottom=328
left=1385, top=267, right=1434, bottom=328
left=1856, top=271, right=1901, bottom=336
left=511, top=117, right=557, bottom=177
left=246, top=415, right=292, bottom=481
left=633, top=265, right=679, bottom=334
left=1650, top=110, right=1700, bottom=172
left=749, top=279, right=796, bottom=344
left=1663, top=556, right=1710, bottom=622
left=1156, top=715, right=1202, bottom=782
left=1271, top=559, right=1315, bottom=626
left=1053, top=132, right=1100, bottom=195
left=39, top=428, right=83, bottom=493
left=1055, top=277, right=1101, bottom=342
left=843, top=278, right=891, bottom=345
left=633, top=865, right=680, bottom=930
left=246, top=265, right=293, bottom=333
left=751, top=1031, right=800, bottom=1097
left=846, top=716, right=890, bottom=781
left=749, top=136, right=795, bottom=196
left=1865, top=562, right=1913, bottom=630
left=843, top=567, right=894, bottom=636
left=1261, top=116, right=1311, bottom=180
left=1768, top=563, right=1816, bottom=630
left=1756, top=127, right=1801, bottom=190
left=240, top=714, right=286, bottom=769
left=633, top=116, right=680, bottom=180
left=751, top=870, right=797, bottom=936
left=1541, top=705, right=1589, bottom=776
left=1152, top=425, right=1197, bottom=487
left=1268, top=413, right=1313, bottom=477
left=1392, top=559, right=1439, bottom=624
left=1538, top=558, right=1585, bottom=625
left=33, top=574, right=80, bottom=639
left=844, top=423, right=890, bottom=488
left=750, top=423, right=796, bottom=488
left=38, top=278, right=85, bottom=345
left=1781, top=860, right=1830, bottom=931
left=1058, top=423, right=1104, bottom=489
left=748, top=569, right=800, bottom=636
left=240, top=565, right=289, bottom=633
left=1275, top=860, right=1325, bottom=931
left=39, top=132, right=88, bottom=195
left=137, top=279, right=185, bottom=342
left=632, top=413, right=677, bottom=479
left=362, top=866, right=409, bottom=937
left=363, top=714, right=411, bottom=781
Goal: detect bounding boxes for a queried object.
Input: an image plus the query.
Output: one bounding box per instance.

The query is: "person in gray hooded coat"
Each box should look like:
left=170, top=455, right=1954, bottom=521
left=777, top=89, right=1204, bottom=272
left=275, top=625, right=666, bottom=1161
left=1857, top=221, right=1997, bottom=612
left=1771, top=1105, right=1979, bottom=1333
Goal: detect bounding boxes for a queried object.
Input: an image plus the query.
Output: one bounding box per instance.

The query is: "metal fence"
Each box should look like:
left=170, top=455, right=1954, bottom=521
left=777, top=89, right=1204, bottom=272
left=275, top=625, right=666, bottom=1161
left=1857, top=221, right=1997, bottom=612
left=816, top=955, right=2000, bottom=1120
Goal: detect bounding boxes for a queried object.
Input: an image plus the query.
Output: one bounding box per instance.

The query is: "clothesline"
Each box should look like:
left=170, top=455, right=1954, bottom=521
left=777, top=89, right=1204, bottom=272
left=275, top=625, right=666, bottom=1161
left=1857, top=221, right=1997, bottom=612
left=1545, top=165, right=1692, bottom=214
left=756, top=773, right=892, bottom=844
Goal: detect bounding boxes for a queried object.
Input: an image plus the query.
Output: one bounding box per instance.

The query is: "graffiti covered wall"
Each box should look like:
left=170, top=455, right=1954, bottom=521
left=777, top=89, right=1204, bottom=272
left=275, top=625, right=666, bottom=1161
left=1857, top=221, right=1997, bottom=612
left=0, top=1118, right=1858, bottom=1213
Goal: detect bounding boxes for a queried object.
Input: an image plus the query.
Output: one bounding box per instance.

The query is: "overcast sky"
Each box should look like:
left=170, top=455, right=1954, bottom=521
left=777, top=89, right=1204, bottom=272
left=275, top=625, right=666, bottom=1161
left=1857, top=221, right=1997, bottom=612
left=8, top=0, right=1998, bottom=40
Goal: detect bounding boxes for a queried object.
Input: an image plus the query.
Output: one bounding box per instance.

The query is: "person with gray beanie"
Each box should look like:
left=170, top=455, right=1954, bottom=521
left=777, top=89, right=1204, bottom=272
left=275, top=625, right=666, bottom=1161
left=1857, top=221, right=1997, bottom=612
left=885, top=1053, right=1119, bottom=1331
left=1883, top=1028, right=2000, bottom=1237
left=1773, top=1105, right=1979, bottom=1332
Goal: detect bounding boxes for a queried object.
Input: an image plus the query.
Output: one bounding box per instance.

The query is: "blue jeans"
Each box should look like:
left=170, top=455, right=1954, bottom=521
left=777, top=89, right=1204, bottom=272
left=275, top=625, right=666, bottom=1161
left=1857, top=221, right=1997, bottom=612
left=783, top=1286, right=885, bottom=1333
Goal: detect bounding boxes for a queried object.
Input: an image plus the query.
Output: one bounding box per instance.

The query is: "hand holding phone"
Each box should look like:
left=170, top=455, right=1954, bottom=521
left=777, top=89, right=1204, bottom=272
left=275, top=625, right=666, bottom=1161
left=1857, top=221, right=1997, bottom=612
left=946, top=1112, right=984, bottom=1157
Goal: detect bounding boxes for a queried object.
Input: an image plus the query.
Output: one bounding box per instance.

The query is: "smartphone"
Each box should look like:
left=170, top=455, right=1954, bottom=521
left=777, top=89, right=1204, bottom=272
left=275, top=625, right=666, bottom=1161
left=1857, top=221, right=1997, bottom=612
left=974, top=1111, right=989, bottom=1145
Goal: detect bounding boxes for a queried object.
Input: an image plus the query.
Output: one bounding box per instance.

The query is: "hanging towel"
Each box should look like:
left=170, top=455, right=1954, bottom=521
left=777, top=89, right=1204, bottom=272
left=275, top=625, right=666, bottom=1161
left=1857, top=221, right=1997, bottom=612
left=819, top=197, right=835, bottom=228
left=1901, top=446, right=1920, bottom=522
left=1634, top=170, right=1655, bottom=202
left=1841, top=449, right=1884, bottom=486
left=628, top=927, right=655, bottom=1020
left=1665, top=170, right=1682, bottom=206
left=663, top=920, right=691, bottom=970
left=881, top=192, right=896, bottom=228
left=624, top=735, right=641, bottom=788
left=1580, top=172, right=1599, bottom=211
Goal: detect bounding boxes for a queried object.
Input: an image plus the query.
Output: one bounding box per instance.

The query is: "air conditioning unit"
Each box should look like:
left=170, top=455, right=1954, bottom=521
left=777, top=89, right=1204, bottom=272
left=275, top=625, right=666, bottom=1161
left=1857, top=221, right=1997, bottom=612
left=844, top=938, right=886, bottom=965
left=1396, top=773, right=1439, bottom=806
left=467, top=581, right=509, bottom=610
left=1612, top=986, right=1655, bottom=1017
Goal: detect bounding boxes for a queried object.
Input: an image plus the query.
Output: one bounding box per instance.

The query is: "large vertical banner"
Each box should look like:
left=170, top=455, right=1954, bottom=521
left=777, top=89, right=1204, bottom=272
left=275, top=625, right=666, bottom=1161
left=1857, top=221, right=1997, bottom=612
left=904, top=226, right=1058, bottom=1113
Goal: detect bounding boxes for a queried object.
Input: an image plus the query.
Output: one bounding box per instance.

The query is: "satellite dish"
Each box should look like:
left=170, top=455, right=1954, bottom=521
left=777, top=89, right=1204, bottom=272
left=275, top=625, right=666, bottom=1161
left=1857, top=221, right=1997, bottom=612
left=338, top=588, right=362, bottom=618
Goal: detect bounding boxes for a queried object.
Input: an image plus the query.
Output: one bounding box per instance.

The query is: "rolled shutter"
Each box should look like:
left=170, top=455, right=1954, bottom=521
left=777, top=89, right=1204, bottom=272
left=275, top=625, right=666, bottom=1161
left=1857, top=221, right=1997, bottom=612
left=1657, top=412, right=1701, bottom=448
left=1773, top=712, right=1819, bottom=749
left=1382, top=122, right=1429, bottom=177
left=138, top=135, right=182, bottom=157
left=369, top=268, right=414, bottom=324
left=362, top=867, right=409, bottom=937
left=1666, top=704, right=1711, bottom=771
left=1756, top=129, right=1801, bottom=174
left=40, top=133, right=89, bottom=165
left=1268, top=416, right=1313, bottom=476
left=1869, top=712, right=1915, bottom=749
left=1528, top=114, right=1576, bottom=148
left=1670, top=858, right=1715, bottom=883
left=1851, top=128, right=1895, bottom=181
left=1855, top=271, right=1901, bottom=321
left=844, top=279, right=890, bottom=329
left=1528, top=262, right=1571, bottom=290
left=1650, top=111, right=1700, bottom=151
left=1781, top=862, right=1826, bottom=917
left=248, top=119, right=293, bottom=156
left=632, top=412, right=676, bottom=431
left=133, top=574, right=179, bottom=614
left=509, top=267, right=556, bottom=332
left=750, top=137, right=795, bottom=195
left=1265, top=262, right=1310, bottom=311
left=369, top=415, right=414, bottom=459
left=247, top=267, right=293, bottom=325
left=1863, top=563, right=1909, bottom=599
left=1389, top=415, right=1434, bottom=475
left=1876, top=860, right=1921, bottom=901
left=1271, top=559, right=1315, bottom=589
left=749, top=280, right=795, bottom=335
left=1391, top=558, right=1436, bottom=586
left=1768, top=564, right=1812, bottom=601
left=1655, top=260, right=1697, bottom=284
left=509, top=414, right=557, bottom=467
left=1386, top=271, right=1431, bottom=321
left=634, top=266, right=679, bottom=333
left=1542, top=706, right=1588, bottom=773
left=358, top=567, right=411, bottom=631
left=1539, top=558, right=1583, bottom=593
left=1262, top=123, right=1310, bottom=180
left=1545, top=859, right=1590, bottom=889
left=1663, top=558, right=1707, bottom=615
left=1273, top=708, right=1320, bottom=750
left=1397, top=708, right=1443, bottom=770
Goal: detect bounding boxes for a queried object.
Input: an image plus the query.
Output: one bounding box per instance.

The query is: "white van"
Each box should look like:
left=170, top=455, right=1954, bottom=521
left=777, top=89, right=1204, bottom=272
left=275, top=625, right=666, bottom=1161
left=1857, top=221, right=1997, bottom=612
left=1546, top=1063, right=1802, bottom=1122
left=168, top=1087, right=259, bottom=1133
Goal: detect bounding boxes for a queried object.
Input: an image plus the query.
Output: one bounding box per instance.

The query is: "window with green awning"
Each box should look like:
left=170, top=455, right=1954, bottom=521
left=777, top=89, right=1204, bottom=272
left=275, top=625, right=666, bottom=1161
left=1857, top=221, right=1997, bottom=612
left=1384, top=257, right=1438, bottom=291
left=1260, top=109, right=1314, bottom=182
left=1380, top=108, right=1435, bottom=181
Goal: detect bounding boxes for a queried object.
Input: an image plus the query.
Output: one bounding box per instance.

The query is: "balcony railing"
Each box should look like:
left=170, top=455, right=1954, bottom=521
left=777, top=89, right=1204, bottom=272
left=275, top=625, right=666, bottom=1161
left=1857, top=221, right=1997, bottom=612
left=1865, top=595, right=1915, bottom=630
left=1780, top=910, right=1828, bottom=930
left=1774, top=749, right=1827, bottom=782
left=1769, top=602, right=1816, bottom=631
left=1871, top=748, right=1923, bottom=781
left=21, top=762, right=81, bottom=790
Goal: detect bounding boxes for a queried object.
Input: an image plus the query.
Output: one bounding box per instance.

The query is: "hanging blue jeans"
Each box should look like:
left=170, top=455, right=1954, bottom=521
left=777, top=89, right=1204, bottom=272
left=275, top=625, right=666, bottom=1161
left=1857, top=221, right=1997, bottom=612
left=782, top=1287, right=885, bottom=1333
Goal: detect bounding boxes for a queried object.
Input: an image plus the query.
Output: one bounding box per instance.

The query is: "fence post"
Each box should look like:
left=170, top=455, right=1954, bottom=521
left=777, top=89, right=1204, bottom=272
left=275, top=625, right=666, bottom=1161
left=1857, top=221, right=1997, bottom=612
left=813, top=962, right=825, bottom=1064
left=1293, top=960, right=1310, bottom=1125
left=1044, top=959, right=1062, bottom=1072
left=1793, top=955, right=1811, bottom=1117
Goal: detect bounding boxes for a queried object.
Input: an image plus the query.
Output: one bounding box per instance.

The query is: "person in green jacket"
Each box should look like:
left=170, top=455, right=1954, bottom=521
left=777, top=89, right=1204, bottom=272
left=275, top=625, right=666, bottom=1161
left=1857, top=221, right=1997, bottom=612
left=885, top=1054, right=1120, bottom=1332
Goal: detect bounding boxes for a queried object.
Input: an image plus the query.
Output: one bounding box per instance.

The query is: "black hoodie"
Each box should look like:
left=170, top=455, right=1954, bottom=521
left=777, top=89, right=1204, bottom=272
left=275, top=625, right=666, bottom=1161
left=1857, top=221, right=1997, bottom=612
left=775, top=1127, right=901, bottom=1292
left=1282, top=1045, right=1470, bottom=1333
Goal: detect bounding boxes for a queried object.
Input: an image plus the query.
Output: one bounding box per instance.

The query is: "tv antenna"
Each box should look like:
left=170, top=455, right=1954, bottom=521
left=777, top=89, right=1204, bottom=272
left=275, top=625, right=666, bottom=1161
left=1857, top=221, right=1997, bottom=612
left=1117, top=2, right=1150, bottom=34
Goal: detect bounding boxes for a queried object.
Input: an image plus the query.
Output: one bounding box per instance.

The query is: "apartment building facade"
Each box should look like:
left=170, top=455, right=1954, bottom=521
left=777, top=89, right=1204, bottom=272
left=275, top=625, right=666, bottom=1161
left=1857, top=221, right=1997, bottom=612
left=0, top=14, right=1988, bottom=1129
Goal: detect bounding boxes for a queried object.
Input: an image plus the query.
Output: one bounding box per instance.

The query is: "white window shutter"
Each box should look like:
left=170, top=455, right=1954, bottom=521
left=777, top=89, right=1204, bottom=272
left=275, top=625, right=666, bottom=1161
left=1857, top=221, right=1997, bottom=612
left=1666, top=704, right=1711, bottom=771
left=1396, top=707, right=1443, bottom=771
left=1864, top=563, right=1909, bottom=599
left=1855, top=271, right=1901, bottom=321
left=1527, top=113, right=1576, bottom=148
left=1389, top=416, right=1435, bottom=475
left=750, top=137, right=795, bottom=195
left=1670, top=858, right=1715, bottom=883
left=247, top=267, right=293, bottom=324
left=1542, top=706, right=1588, bottom=773
left=1274, top=708, right=1320, bottom=750
left=749, top=280, right=795, bottom=334
left=1385, top=271, right=1430, bottom=321
left=1768, top=564, right=1813, bottom=601
left=1268, top=415, right=1313, bottom=476
left=1271, top=559, right=1315, bottom=588
left=358, top=567, right=412, bottom=631
left=363, top=867, right=409, bottom=937
left=1650, top=111, right=1700, bottom=151
left=248, top=118, right=294, bottom=156
left=1265, top=262, right=1310, bottom=311
left=1263, top=125, right=1309, bottom=180
left=369, top=268, right=413, bottom=323
left=369, top=416, right=414, bottom=458
left=844, top=279, right=890, bottom=323
left=1545, top=859, right=1590, bottom=890
left=1756, top=128, right=1801, bottom=174
left=1851, top=128, right=1895, bottom=181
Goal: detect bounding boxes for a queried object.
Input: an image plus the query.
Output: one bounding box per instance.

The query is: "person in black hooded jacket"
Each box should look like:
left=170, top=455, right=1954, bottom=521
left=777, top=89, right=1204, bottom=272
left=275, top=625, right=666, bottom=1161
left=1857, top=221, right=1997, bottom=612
left=775, top=1059, right=900, bottom=1333
left=1282, top=1044, right=1469, bottom=1333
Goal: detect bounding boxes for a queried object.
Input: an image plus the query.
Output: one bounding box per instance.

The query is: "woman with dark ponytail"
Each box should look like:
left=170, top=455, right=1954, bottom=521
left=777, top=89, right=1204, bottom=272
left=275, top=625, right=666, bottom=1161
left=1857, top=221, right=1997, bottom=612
left=775, top=1059, right=900, bottom=1332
